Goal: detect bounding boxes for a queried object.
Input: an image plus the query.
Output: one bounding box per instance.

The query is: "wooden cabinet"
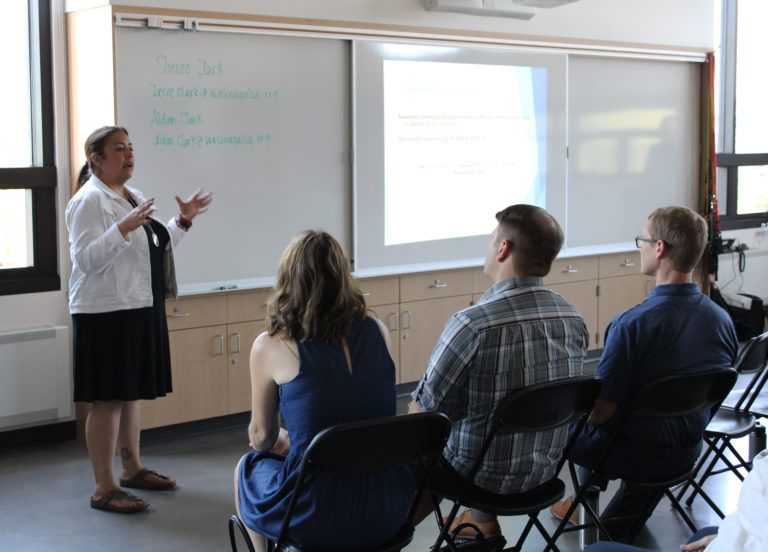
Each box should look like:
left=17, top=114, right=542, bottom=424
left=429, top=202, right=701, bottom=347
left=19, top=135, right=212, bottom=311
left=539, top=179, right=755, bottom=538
left=226, top=320, right=265, bottom=414
left=140, top=291, right=268, bottom=429
left=359, top=277, right=401, bottom=381
left=597, top=273, right=655, bottom=346
left=594, top=252, right=654, bottom=347
left=398, top=270, right=475, bottom=383
left=367, top=303, right=401, bottom=382
left=545, top=257, right=599, bottom=285
left=545, top=257, right=600, bottom=350
left=400, top=295, right=473, bottom=384
left=135, top=250, right=657, bottom=430
left=549, top=280, right=599, bottom=351
left=141, top=324, right=229, bottom=429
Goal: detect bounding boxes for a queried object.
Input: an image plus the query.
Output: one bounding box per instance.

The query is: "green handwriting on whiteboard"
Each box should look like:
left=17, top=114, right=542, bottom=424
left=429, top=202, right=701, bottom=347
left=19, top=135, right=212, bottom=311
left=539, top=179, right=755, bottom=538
left=152, top=132, right=271, bottom=148
left=156, top=55, right=224, bottom=76
left=151, top=110, right=203, bottom=126
left=150, top=83, right=279, bottom=102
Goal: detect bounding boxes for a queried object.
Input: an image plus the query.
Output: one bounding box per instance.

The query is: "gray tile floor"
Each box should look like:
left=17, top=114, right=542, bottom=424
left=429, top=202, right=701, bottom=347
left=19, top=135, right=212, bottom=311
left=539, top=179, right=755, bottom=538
left=0, top=418, right=742, bottom=552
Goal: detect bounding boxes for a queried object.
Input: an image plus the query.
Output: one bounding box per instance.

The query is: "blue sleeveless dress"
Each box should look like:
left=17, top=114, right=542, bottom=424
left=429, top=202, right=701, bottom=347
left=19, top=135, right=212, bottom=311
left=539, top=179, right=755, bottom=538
left=237, top=317, right=416, bottom=550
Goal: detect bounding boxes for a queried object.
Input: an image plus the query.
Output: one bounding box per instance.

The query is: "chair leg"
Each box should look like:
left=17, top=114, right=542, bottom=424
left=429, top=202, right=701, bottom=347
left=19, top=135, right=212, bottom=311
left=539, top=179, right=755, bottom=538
left=229, top=515, right=256, bottom=552
left=430, top=500, right=463, bottom=552
left=580, top=488, right=600, bottom=548
left=509, top=516, right=537, bottom=552
left=684, top=476, right=726, bottom=519
left=685, top=438, right=725, bottom=507
left=751, top=423, right=766, bottom=460
left=665, top=489, right=699, bottom=533
left=675, top=439, right=716, bottom=502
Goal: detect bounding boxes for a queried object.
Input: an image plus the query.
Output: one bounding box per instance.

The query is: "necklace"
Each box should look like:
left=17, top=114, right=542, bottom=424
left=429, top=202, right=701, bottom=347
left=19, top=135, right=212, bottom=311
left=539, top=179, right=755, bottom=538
left=125, top=193, right=159, bottom=247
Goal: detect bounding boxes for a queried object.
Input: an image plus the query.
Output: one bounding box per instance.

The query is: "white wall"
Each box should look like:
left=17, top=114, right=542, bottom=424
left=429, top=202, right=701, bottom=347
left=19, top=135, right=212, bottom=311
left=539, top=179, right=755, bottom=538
left=66, top=0, right=715, bottom=50
left=0, top=0, right=717, bottom=334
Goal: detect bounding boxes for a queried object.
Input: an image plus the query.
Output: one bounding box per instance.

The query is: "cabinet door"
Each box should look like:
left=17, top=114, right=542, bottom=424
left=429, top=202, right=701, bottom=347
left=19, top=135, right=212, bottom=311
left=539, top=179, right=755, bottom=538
left=358, top=277, right=399, bottom=307
left=597, top=274, right=655, bottom=347
left=141, top=324, right=229, bottom=429
left=227, top=320, right=266, bottom=415
left=400, top=295, right=473, bottom=384
left=367, top=304, right=401, bottom=383
left=549, top=281, right=599, bottom=351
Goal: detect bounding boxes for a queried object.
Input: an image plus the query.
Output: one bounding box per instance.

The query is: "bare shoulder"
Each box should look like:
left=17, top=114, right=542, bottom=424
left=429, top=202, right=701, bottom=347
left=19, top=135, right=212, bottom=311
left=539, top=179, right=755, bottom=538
left=250, top=331, right=299, bottom=384
left=251, top=331, right=277, bottom=356
left=369, top=316, right=394, bottom=351
left=371, top=316, right=388, bottom=334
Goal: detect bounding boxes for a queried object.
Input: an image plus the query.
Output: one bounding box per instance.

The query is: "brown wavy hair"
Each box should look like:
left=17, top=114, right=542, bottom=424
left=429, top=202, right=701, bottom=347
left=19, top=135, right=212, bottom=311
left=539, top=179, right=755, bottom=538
left=266, top=230, right=367, bottom=343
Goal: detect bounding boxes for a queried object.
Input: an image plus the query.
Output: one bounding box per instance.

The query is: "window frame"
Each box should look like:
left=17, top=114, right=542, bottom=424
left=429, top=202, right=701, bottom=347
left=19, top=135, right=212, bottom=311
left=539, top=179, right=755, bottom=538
left=0, top=0, right=60, bottom=296
left=717, top=0, right=768, bottom=230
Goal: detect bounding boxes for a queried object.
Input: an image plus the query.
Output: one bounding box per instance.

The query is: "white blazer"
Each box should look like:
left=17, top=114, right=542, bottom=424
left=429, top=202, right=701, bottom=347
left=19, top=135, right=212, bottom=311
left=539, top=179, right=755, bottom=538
left=66, top=174, right=186, bottom=314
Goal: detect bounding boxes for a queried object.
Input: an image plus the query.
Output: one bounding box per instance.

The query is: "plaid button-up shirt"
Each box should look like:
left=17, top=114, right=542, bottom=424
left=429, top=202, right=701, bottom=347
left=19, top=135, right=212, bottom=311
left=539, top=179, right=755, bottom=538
left=412, top=276, right=589, bottom=493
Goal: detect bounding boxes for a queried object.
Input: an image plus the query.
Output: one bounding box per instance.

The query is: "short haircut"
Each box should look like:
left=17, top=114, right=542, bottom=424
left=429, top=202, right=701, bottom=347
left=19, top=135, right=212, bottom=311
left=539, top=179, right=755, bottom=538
left=495, top=204, right=564, bottom=276
left=647, top=206, right=708, bottom=273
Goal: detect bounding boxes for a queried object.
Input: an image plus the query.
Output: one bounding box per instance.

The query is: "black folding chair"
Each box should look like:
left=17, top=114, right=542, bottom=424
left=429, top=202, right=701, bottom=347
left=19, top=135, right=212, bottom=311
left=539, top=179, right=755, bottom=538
left=228, top=411, right=452, bottom=552
left=430, top=376, right=603, bottom=552
left=550, top=368, right=738, bottom=547
left=676, top=331, right=768, bottom=516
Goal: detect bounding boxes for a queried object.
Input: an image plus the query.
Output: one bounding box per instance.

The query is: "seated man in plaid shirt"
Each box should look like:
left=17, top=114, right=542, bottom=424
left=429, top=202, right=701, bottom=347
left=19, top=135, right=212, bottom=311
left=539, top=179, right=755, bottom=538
left=409, top=204, right=589, bottom=537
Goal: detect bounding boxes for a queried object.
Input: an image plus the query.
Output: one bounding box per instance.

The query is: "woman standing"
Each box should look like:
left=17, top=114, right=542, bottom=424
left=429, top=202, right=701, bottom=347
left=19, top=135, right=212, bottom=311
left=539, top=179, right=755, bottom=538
left=234, top=230, right=415, bottom=551
left=67, top=126, right=212, bottom=513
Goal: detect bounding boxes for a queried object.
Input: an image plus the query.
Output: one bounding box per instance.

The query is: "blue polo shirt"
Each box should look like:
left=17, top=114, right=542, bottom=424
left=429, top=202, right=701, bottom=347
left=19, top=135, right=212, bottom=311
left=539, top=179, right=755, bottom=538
left=597, top=282, right=738, bottom=448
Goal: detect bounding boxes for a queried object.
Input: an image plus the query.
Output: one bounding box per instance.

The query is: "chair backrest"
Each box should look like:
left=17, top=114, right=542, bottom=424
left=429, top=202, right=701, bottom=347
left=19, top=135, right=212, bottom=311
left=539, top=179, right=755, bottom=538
left=733, top=331, right=768, bottom=411
left=630, top=368, right=737, bottom=418
left=298, top=411, right=451, bottom=474
left=275, top=412, right=452, bottom=549
left=466, top=376, right=602, bottom=485
left=733, top=331, right=768, bottom=375
left=494, top=376, right=603, bottom=433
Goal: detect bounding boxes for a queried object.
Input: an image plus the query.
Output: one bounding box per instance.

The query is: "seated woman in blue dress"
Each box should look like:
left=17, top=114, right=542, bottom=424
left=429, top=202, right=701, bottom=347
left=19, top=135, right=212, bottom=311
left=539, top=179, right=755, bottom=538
left=234, top=230, right=415, bottom=551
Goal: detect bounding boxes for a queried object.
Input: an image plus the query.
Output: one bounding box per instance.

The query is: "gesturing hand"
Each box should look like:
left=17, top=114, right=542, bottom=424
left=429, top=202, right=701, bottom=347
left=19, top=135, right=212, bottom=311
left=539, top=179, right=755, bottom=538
left=175, top=187, right=213, bottom=221
left=118, top=198, right=155, bottom=239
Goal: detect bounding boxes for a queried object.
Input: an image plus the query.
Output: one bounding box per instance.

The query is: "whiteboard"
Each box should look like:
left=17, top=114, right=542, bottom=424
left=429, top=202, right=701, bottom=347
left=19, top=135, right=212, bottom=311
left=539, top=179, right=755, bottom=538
left=566, top=55, right=699, bottom=248
left=112, top=25, right=700, bottom=286
left=115, top=27, right=350, bottom=293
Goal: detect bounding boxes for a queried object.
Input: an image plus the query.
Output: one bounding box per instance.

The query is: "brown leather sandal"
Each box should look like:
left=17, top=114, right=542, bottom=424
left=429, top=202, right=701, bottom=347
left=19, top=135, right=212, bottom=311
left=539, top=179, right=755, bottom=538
left=120, top=467, right=176, bottom=490
left=90, top=489, right=149, bottom=513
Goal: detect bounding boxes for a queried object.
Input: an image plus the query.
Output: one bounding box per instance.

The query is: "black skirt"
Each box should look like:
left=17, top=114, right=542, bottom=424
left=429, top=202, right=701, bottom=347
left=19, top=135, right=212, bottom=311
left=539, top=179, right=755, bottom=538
left=72, top=217, right=172, bottom=402
left=72, top=303, right=172, bottom=402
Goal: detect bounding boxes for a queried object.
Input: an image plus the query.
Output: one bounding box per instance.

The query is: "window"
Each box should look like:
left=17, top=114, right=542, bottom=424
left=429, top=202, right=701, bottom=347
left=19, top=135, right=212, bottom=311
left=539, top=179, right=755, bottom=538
left=717, top=0, right=768, bottom=229
left=0, top=0, right=59, bottom=295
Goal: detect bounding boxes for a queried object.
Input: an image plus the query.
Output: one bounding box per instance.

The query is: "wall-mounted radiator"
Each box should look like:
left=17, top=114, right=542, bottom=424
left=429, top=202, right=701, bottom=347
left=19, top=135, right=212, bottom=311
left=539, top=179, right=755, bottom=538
left=0, top=326, right=73, bottom=431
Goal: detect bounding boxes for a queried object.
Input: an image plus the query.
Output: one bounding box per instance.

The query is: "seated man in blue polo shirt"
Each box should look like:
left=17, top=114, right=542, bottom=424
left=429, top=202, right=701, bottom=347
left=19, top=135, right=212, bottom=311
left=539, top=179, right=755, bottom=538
left=551, top=206, right=738, bottom=542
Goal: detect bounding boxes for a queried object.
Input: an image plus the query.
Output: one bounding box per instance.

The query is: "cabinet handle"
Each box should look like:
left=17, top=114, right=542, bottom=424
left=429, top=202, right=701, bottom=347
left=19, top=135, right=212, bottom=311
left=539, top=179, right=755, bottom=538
left=402, top=310, right=412, bottom=330
left=216, top=334, right=224, bottom=356
left=362, top=292, right=371, bottom=297
left=387, top=312, right=399, bottom=331
left=564, top=265, right=578, bottom=273
left=232, top=332, right=241, bottom=354
left=621, top=258, right=636, bottom=267
left=168, top=312, right=190, bottom=318
left=429, top=279, right=448, bottom=288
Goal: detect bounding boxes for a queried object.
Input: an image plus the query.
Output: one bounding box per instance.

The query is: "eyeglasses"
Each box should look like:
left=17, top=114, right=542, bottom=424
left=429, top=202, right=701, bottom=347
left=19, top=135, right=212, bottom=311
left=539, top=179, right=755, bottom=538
left=634, top=237, right=658, bottom=248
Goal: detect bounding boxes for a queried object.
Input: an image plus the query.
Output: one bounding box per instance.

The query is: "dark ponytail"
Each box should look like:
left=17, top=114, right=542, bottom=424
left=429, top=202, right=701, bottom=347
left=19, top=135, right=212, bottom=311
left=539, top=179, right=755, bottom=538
left=77, top=163, right=91, bottom=190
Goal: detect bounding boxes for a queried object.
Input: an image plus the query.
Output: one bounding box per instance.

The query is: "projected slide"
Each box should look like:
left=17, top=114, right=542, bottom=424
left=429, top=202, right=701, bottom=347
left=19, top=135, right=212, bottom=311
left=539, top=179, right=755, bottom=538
left=383, top=60, right=546, bottom=246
